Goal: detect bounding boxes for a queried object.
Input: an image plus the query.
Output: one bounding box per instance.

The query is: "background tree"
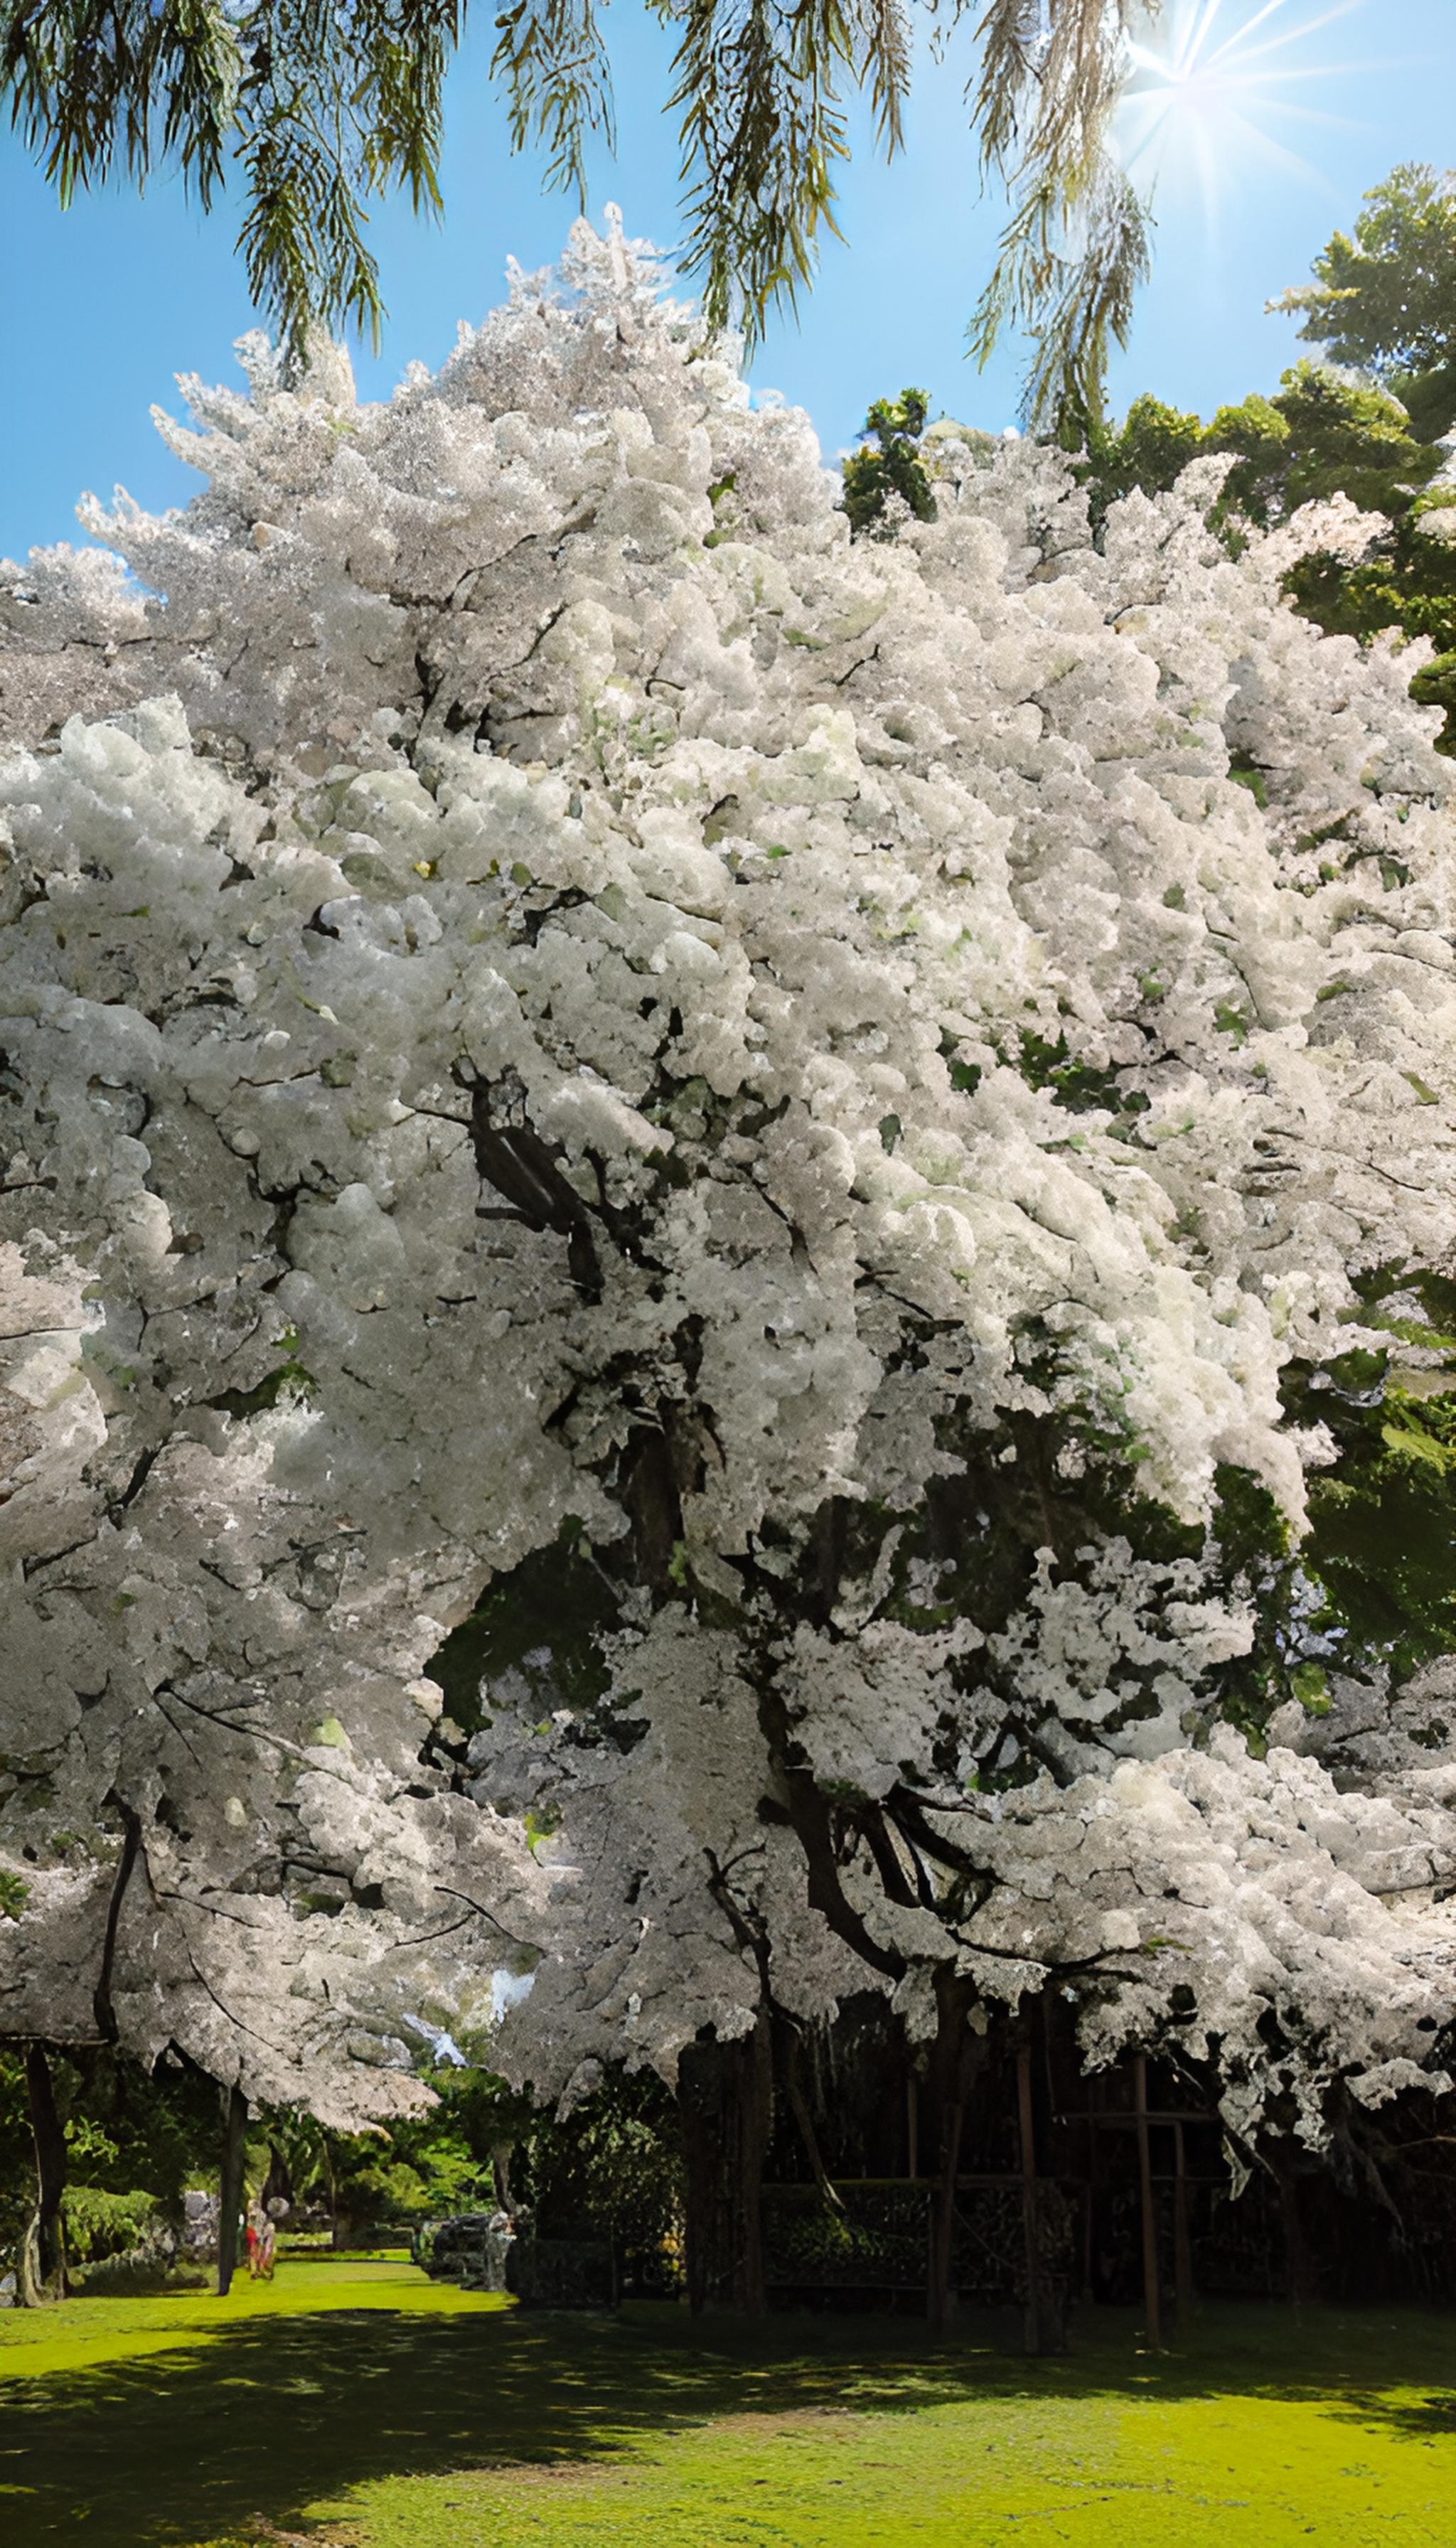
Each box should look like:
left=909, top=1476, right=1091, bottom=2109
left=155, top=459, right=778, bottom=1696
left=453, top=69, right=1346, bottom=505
left=0, top=2044, right=223, bottom=2298
left=840, top=388, right=937, bottom=536
left=1270, top=161, right=1456, bottom=444
left=0, top=0, right=1156, bottom=424
left=1081, top=166, right=1456, bottom=748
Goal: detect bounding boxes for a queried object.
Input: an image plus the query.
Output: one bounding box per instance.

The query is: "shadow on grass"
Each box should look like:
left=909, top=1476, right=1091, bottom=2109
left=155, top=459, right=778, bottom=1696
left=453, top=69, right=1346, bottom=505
left=2, top=2298, right=1454, bottom=2545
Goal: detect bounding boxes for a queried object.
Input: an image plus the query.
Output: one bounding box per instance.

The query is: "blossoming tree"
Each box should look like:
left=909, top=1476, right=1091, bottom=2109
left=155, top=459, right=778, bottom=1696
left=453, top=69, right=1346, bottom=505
left=2, top=222, right=1455, bottom=2286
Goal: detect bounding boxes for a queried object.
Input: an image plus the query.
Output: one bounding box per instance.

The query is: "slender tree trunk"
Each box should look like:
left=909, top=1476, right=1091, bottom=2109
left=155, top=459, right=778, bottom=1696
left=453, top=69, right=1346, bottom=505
left=19, top=2045, right=68, bottom=2306
left=1133, top=2055, right=1162, bottom=2350
left=216, top=2084, right=247, bottom=2297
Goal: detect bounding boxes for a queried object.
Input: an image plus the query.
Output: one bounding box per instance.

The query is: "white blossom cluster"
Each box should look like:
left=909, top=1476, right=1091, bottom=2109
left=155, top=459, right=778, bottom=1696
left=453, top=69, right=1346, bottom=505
left=1, top=217, right=1454, bottom=2139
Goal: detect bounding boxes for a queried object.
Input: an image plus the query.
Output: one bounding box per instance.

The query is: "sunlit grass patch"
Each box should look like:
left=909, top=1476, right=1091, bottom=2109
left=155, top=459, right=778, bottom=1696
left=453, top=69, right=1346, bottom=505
left=0, top=2262, right=1452, bottom=2547
left=0, top=2252, right=500, bottom=2383
left=311, top=2360, right=1456, bottom=2548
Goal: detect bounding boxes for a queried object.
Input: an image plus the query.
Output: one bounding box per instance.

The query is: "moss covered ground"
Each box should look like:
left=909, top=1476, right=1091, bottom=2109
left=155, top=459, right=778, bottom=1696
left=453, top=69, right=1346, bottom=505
left=0, top=2252, right=1452, bottom=2545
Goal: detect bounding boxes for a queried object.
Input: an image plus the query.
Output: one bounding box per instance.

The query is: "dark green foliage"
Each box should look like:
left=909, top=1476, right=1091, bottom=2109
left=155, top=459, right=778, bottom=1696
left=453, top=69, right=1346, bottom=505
left=491, top=0, right=615, bottom=202
left=1282, top=489, right=1456, bottom=749
left=0, top=0, right=913, bottom=369
left=1082, top=363, right=1442, bottom=541
left=1014, top=1027, right=1149, bottom=1130
left=1304, top=1392, right=1456, bottom=1674
left=1283, top=1271, right=1456, bottom=1681
left=514, top=2066, right=682, bottom=2286
left=1080, top=391, right=1205, bottom=512
left=57, top=2050, right=222, bottom=2220
left=1082, top=167, right=1456, bottom=751
left=0, top=2053, right=33, bottom=2269
left=302, top=2078, right=500, bottom=2231
left=841, top=390, right=936, bottom=539
left=670, top=0, right=895, bottom=349
left=1270, top=162, right=1456, bottom=396
left=1251, top=363, right=1442, bottom=520
left=61, top=2183, right=158, bottom=2265
left=252, top=2062, right=680, bottom=2286
left=427, top=1529, right=617, bottom=1735
left=0, top=2045, right=222, bottom=2281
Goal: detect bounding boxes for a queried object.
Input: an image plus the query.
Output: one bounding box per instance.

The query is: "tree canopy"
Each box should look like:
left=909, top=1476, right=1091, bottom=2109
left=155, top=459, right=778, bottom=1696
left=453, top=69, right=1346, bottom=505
left=2, top=222, right=1455, bottom=2167
left=0, top=0, right=1154, bottom=426
left=1270, top=161, right=1456, bottom=443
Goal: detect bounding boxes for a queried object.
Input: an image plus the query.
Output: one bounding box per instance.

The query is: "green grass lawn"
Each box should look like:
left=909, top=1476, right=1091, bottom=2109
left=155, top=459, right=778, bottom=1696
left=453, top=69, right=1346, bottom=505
left=1, top=2255, right=1452, bottom=2546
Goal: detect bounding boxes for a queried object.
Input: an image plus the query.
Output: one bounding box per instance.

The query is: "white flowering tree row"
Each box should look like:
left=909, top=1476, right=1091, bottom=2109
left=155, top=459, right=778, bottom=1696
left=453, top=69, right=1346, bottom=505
left=1, top=223, right=1453, bottom=2178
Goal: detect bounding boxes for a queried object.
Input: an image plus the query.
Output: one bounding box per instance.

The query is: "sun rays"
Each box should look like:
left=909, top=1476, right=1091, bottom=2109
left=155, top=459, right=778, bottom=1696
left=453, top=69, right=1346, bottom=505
left=1118, top=0, right=1386, bottom=217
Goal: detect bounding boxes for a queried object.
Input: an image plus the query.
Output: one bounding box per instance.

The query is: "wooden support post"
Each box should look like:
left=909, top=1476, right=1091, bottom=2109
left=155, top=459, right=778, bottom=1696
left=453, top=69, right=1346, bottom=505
left=1277, top=2167, right=1317, bottom=2307
left=927, top=2096, right=965, bottom=2332
left=20, top=2045, right=68, bottom=2306
left=906, top=2075, right=918, bottom=2181
left=925, top=1968, right=978, bottom=2330
left=679, top=2028, right=771, bottom=2316
left=1017, top=2041, right=1042, bottom=2355
left=1134, top=2056, right=1162, bottom=2350
left=1082, top=2075, right=1099, bottom=2303
left=1173, top=2119, right=1195, bottom=2317
left=740, top=2012, right=771, bottom=2316
left=217, top=2084, right=247, bottom=2297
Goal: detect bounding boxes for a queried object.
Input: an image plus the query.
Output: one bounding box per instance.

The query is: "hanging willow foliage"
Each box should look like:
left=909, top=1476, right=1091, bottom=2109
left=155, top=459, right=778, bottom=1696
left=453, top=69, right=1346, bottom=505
left=1, top=0, right=1158, bottom=419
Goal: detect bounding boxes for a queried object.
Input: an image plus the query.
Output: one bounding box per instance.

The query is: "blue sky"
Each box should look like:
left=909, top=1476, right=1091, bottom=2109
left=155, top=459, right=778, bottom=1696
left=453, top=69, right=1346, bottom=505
left=3, top=0, right=1452, bottom=560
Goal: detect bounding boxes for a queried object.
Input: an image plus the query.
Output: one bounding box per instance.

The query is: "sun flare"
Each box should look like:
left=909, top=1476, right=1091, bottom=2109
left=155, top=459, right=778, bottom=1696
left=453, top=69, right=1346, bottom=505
left=1118, top=0, right=1377, bottom=212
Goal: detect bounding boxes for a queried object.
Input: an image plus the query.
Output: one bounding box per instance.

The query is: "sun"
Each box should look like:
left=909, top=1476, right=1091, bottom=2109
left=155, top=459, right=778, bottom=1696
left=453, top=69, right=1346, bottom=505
left=1117, top=0, right=1374, bottom=215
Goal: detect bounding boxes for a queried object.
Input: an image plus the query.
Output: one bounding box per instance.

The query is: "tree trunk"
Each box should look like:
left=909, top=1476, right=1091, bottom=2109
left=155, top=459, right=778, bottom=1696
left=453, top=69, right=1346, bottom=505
left=19, top=2045, right=68, bottom=2306
left=216, top=2084, right=247, bottom=2296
